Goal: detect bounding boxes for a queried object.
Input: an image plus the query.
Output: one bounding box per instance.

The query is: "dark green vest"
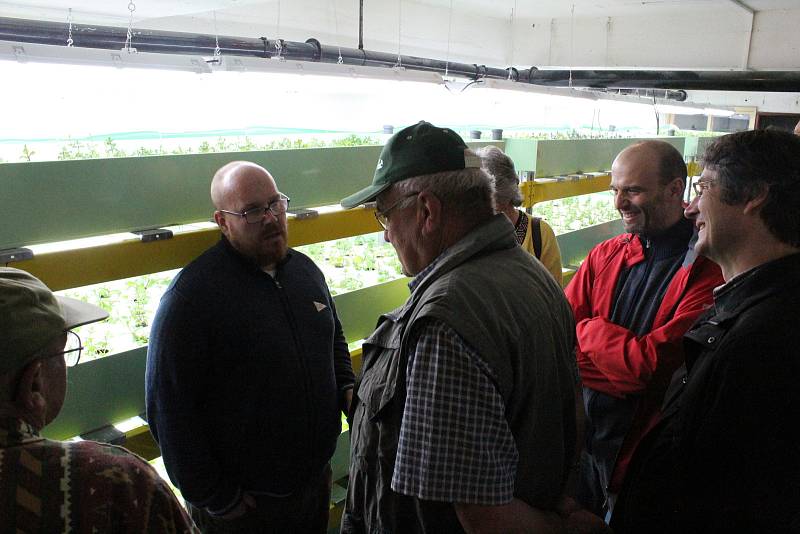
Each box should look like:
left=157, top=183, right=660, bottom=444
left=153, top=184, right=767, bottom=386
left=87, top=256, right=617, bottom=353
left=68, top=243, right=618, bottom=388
left=342, top=214, right=577, bottom=534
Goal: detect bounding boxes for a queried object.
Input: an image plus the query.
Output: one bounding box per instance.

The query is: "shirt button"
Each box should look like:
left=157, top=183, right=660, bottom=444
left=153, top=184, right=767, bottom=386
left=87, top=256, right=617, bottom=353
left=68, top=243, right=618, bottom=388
left=707, top=336, right=716, bottom=343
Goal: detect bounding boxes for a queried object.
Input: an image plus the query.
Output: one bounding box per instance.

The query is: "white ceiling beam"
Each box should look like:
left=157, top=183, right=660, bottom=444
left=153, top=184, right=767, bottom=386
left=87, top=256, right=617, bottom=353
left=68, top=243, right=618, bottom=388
left=728, top=0, right=756, bottom=70
left=726, top=0, right=755, bottom=15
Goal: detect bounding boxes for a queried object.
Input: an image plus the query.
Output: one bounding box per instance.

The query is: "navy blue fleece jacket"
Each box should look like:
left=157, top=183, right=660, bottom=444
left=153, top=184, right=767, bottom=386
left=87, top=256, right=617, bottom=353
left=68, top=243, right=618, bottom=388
left=145, top=237, right=354, bottom=514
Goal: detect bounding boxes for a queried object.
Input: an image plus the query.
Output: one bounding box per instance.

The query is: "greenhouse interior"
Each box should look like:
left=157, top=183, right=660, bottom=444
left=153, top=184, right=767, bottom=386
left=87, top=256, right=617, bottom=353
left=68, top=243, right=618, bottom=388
left=1, top=0, right=799, bottom=531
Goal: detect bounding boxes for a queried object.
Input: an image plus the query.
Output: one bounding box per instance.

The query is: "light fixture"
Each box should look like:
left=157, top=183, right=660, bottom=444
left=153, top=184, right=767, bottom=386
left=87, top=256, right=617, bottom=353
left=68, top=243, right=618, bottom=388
left=472, top=78, right=737, bottom=117
left=0, top=39, right=212, bottom=73
left=473, top=78, right=598, bottom=101
left=217, top=55, right=445, bottom=84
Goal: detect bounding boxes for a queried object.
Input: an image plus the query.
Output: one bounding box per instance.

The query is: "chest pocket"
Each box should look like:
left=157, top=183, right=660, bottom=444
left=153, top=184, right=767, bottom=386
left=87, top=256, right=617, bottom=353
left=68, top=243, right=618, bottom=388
left=357, top=317, right=406, bottom=423
left=684, top=311, right=736, bottom=359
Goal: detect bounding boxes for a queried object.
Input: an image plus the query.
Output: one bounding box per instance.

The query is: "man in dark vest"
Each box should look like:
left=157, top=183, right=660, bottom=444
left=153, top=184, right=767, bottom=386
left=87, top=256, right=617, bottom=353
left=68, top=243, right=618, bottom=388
left=339, top=121, right=602, bottom=533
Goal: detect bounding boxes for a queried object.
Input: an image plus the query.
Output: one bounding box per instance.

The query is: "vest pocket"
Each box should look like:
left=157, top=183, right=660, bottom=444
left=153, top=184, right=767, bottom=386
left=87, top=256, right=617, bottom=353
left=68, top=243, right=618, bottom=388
left=358, top=347, right=399, bottom=423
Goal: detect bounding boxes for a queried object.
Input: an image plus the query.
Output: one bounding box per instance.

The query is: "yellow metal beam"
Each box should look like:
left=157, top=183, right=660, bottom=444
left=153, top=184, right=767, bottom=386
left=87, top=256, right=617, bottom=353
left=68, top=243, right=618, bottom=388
left=15, top=207, right=382, bottom=291
left=14, top=177, right=604, bottom=292
left=687, top=160, right=702, bottom=178
left=522, top=174, right=612, bottom=208
left=350, top=347, right=363, bottom=375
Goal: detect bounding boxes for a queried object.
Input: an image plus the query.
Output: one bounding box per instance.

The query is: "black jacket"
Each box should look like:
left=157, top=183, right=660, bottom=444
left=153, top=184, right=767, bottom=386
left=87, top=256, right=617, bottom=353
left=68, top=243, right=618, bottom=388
left=146, top=238, right=354, bottom=514
left=612, top=252, right=800, bottom=533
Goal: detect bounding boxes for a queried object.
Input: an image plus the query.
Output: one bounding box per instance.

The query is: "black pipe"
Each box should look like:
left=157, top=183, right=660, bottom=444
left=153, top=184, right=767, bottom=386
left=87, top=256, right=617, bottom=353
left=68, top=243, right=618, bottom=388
left=2, top=16, right=800, bottom=93
left=521, top=69, right=800, bottom=92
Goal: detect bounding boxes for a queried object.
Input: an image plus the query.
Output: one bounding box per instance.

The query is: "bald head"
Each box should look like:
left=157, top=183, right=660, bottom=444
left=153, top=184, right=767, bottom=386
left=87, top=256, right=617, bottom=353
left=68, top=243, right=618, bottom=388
left=615, top=140, right=687, bottom=186
left=211, top=161, right=276, bottom=211
left=611, top=140, right=688, bottom=236
left=794, top=119, right=800, bottom=136
left=210, top=161, right=288, bottom=269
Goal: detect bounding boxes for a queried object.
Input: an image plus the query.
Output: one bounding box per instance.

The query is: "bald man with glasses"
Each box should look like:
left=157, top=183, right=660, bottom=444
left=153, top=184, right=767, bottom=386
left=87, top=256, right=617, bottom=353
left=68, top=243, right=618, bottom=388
left=146, top=161, right=355, bottom=533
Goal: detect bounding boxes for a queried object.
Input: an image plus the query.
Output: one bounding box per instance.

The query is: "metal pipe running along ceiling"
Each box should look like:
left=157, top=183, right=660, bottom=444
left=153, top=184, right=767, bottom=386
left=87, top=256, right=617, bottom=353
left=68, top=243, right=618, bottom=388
left=2, top=16, right=800, bottom=93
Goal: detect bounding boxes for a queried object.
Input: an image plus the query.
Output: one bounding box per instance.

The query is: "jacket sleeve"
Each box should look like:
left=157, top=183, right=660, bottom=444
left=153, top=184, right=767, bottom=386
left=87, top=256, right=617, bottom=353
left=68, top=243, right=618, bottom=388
left=538, top=219, right=564, bottom=287
left=564, top=246, right=613, bottom=391
left=136, top=455, right=201, bottom=533
left=575, top=259, right=722, bottom=396
left=145, top=288, right=241, bottom=515
left=328, top=290, right=355, bottom=412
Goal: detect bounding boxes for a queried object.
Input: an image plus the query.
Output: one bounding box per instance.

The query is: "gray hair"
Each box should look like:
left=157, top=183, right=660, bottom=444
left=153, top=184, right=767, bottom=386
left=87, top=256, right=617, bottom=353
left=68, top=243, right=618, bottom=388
left=475, top=145, right=524, bottom=208
left=394, top=158, right=495, bottom=222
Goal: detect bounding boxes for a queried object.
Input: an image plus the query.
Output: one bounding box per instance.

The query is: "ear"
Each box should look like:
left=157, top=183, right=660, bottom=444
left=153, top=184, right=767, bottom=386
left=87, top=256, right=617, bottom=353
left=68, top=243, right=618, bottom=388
left=743, top=187, right=768, bottom=215
left=15, top=360, right=47, bottom=418
left=416, top=191, right=442, bottom=237
left=669, top=177, right=685, bottom=198
left=214, top=211, right=231, bottom=237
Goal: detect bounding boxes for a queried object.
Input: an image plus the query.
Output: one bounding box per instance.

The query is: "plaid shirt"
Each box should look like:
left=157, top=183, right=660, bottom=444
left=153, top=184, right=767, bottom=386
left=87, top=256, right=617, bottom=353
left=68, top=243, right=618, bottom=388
left=391, top=259, right=519, bottom=504
left=0, top=416, right=197, bottom=533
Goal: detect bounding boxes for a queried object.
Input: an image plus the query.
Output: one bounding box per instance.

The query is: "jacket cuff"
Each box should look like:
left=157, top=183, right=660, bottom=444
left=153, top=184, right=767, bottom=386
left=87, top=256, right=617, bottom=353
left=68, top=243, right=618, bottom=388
left=206, top=486, right=242, bottom=516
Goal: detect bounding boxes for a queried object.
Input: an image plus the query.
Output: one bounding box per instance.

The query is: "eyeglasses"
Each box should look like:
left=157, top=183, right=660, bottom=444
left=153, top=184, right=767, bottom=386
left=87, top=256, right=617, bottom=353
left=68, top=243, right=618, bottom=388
left=55, top=330, right=83, bottom=367
left=219, top=193, right=290, bottom=224
left=374, top=192, right=420, bottom=229
left=692, top=179, right=717, bottom=197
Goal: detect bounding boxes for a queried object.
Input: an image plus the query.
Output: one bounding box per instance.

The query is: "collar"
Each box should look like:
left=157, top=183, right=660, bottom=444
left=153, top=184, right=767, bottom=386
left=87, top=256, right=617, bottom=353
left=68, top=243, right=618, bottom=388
left=0, top=416, right=43, bottom=448
left=683, top=252, right=800, bottom=366
left=637, top=217, right=695, bottom=260
left=394, top=214, right=516, bottom=321
left=712, top=252, right=800, bottom=321
left=408, top=251, right=445, bottom=292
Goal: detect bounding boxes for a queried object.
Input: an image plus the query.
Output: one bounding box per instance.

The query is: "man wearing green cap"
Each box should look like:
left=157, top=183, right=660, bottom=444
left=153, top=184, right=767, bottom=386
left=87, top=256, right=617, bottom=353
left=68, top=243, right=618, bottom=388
left=340, top=122, right=595, bottom=533
left=0, top=267, right=197, bottom=533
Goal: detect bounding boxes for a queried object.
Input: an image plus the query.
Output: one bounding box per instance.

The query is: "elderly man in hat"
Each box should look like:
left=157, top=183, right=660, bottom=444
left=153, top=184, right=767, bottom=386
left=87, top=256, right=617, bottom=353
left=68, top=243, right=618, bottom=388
left=0, top=267, right=196, bottom=533
left=339, top=122, right=605, bottom=533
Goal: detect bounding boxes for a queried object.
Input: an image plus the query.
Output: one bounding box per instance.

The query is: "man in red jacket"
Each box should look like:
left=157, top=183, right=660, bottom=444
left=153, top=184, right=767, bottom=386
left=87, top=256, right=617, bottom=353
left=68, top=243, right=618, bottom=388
left=564, top=140, right=723, bottom=519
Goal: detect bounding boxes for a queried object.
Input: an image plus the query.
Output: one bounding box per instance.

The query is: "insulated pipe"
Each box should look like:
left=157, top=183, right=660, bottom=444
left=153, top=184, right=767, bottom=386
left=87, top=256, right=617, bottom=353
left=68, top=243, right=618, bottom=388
left=522, top=68, right=800, bottom=92
left=306, top=38, right=507, bottom=79
left=2, top=16, right=800, bottom=93
left=0, top=16, right=274, bottom=57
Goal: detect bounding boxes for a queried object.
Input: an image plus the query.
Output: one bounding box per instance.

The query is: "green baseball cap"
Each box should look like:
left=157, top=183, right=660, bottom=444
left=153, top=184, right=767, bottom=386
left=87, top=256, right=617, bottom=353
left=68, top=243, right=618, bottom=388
left=0, top=267, right=108, bottom=375
left=340, top=121, right=481, bottom=208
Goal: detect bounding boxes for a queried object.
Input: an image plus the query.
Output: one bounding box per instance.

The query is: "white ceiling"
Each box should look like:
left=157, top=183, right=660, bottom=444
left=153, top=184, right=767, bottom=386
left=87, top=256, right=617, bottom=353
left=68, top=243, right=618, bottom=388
left=2, top=0, right=799, bottom=27
left=1, top=0, right=799, bottom=71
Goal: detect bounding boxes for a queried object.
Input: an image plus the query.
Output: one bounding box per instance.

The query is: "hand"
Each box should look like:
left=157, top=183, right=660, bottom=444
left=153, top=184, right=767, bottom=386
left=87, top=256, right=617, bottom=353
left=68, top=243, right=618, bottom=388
left=557, top=496, right=611, bottom=534
left=344, top=388, right=354, bottom=415
left=219, top=492, right=256, bottom=521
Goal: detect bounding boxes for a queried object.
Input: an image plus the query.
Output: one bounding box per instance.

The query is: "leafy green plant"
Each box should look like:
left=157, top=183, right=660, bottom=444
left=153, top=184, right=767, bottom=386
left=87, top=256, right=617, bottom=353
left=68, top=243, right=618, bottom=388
left=20, top=144, right=35, bottom=161
left=8, top=133, right=381, bottom=164
left=57, top=140, right=100, bottom=160
left=104, top=138, right=127, bottom=158
left=534, top=191, right=619, bottom=235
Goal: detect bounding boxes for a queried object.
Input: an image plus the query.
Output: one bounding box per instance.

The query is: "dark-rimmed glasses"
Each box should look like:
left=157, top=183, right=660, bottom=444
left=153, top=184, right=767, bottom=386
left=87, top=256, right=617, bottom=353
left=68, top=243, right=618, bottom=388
left=219, top=193, right=290, bottom=224
left=692, top=179, right=717, bottom=197
left=56, top=330, right=83, bottom=367
left=374, top=192, right=420, bottom=229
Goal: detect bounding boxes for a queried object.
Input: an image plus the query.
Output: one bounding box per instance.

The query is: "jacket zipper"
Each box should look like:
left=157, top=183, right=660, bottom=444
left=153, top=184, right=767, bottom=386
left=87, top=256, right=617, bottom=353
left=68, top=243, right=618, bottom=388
left=270, top=271, right=316, bottom=450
